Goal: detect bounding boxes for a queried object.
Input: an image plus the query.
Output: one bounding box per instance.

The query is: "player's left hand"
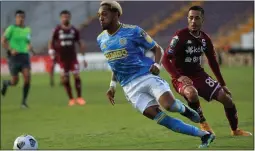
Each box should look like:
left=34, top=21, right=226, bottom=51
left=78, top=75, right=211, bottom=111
left=222, top=86, right=232, bottom=97
left=150, top=64, right=160, bottom=75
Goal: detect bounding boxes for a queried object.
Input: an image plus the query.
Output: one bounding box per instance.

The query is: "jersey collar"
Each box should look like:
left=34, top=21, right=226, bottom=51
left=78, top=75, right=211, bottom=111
left=107, top=23, right=123, bottom=36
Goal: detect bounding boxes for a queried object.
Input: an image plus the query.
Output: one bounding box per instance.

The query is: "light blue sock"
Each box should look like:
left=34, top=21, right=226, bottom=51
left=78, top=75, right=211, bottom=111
left=154, top=112, right=208, bottom=137
left=169, top=99, right=185, bottom=113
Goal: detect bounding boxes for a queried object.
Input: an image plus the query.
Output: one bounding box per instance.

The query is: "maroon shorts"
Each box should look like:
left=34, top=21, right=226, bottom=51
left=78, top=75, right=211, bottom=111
left=172, top=72, right=222, bottom=101
left=58, top=59, right=79, bottom=75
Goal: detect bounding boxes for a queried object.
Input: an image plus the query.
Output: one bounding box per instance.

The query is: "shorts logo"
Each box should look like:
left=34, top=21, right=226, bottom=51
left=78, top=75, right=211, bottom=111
left=105, top=48, right=128, bottom=61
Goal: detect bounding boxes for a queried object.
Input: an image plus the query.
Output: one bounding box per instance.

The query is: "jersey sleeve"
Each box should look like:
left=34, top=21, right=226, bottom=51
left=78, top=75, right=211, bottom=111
left=134, top=26, right=156, bottom=50
left=162, top=32, right=183, bottom=79
left=49, top=27, right=58, bottom=49
left=4, top=25, right=14, bottom=40
left=74, top=27, right=80, bottom=42
left=166, top=32, right=183, bottom=58
left=27, top=27, right=32, bottom=43
left=51, top=27, right=58, bottom=41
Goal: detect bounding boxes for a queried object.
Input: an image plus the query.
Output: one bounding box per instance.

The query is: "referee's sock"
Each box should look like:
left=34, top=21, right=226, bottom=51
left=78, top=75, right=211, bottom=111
left=22, top=83, right=30, bottom=105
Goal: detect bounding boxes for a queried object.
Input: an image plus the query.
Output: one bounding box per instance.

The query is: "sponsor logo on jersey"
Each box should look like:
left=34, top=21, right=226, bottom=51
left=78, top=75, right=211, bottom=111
left=105, top=48, right=128, bottom=61
left=185, top=46, right=204, bottom=55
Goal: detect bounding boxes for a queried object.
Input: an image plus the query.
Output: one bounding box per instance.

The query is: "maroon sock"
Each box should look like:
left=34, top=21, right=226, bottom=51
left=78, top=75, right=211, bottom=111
left=75, top=78, right=82, bottom=98
left=188, top=101, right=206, bottom=123
left=63, top=80, right=73, bottom=99
left=224, top=104, right=238, bottom=131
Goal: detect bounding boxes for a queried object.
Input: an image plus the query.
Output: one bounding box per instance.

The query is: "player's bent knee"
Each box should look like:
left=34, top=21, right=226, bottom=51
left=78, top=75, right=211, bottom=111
left=74, top=74, right=80, bottom=79
left=61, top=76, right=69, bottom=84
left=11, top=76, right=19, bottom=86
left=158, top=91, right=175, bottom=111
left=143, top=105, right=161, bottom=120
left=216, top=89, right=233, bottom=107
left=183, top=86, right=199, bottom=102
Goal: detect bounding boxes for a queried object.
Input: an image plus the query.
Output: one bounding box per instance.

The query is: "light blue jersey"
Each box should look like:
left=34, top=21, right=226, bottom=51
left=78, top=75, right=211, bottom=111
left=97, top=24, right=156, bottom=86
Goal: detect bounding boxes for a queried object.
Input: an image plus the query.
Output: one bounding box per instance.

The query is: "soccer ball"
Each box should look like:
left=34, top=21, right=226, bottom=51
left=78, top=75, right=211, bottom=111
left=13, top=134, right=38, bottom=150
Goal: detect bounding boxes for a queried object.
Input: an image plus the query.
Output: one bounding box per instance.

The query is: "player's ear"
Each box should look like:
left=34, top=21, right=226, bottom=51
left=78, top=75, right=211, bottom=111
left=200, top=15, right=204, bottom=23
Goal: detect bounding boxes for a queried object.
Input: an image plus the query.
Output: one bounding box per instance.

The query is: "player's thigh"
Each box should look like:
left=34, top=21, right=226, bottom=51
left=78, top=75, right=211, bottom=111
left=8, top=61, right=19, bottom=84
left=59, top=62, right=70, bottom=77
left=172, top=79, right=192, bottom=96
left=20, top=55, right=31, bottom=81
left=192, top=74, right=221, bottom=101
left=172, top=79, right=198, bottom=102
left=146, top=74, right=173, bottom=102
left=123, top=76, right=159, bottom=114
left=126, top=92, right=158, bottom=114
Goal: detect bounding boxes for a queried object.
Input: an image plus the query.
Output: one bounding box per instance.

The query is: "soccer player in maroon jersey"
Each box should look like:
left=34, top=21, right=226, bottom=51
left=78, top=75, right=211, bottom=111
left=162, top=6, right=252, bottom=136
left=48, top=10, right=87, bottom=106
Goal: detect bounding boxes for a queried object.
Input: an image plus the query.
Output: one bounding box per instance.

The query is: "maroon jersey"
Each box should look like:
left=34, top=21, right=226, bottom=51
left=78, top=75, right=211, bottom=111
left=162, top=28, right=225, bottom=86
left=51, top=25, right=80, bottom=62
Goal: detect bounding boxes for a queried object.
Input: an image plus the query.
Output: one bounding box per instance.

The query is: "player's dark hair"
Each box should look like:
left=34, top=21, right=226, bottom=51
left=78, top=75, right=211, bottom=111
left=101, top=4, right=120, bottom=17
left=189, top=6, right=204, bottom=16
left=15, top=10, right=25, bottom=16
left=60, top=10, right=71, bottom=16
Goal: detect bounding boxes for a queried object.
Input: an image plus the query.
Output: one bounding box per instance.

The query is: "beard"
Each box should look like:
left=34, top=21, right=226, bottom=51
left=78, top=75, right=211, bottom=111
left=101, top=24, right=109, bottom=30
left=63, top=21, right=70, bottom=26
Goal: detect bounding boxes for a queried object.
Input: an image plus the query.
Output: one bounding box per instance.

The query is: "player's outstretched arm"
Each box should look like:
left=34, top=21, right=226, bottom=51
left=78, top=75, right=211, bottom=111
left=106, top=72, right=117, bottom=105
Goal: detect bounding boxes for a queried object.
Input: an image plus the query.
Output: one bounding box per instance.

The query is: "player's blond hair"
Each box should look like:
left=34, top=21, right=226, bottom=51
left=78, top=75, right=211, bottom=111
left=100, top=1, right=123, bottom=16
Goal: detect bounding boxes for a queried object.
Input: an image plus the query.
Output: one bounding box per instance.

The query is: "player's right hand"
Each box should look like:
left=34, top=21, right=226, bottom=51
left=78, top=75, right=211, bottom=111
left=106, top=87, right=115, bottom=105
left=178, top=76, right=193, bottom=85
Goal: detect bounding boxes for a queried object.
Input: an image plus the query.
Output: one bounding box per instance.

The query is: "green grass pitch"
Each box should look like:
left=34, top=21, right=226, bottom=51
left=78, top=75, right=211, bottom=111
left=1, top=66, right=254, bottom=149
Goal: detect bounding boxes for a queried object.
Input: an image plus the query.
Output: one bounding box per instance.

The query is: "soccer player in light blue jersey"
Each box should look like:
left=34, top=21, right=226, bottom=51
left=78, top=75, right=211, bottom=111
left=97, top=1, right=215, bottom=148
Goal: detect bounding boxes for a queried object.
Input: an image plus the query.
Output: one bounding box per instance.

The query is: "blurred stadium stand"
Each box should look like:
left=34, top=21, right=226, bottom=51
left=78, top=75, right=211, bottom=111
left=1, top=1, right=254, bottom=67
left=1, top=1, right=100, bottom=56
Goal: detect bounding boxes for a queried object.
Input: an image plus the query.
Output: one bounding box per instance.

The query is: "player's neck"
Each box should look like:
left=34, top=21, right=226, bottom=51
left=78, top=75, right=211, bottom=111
left=107, top=22, right=121, bottom=35
left=61, top=24, right=71, bottom=29
left=15, top=23, right=25, bottom=27
left=189, top=30, right=201, bottom=38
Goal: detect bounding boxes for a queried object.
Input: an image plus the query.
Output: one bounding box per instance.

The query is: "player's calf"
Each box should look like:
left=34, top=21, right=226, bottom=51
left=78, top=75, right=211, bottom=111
left=158, top=92, right=200, bottom=123
left=153, top=111, right=215, bottom=148
left=61, top=75, right=74, bottom=104
left=214, top=88, right=252, bottom=136
left=1, top=77, right=19, bottom=96
left=183, top=86, right=207, bottom=121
